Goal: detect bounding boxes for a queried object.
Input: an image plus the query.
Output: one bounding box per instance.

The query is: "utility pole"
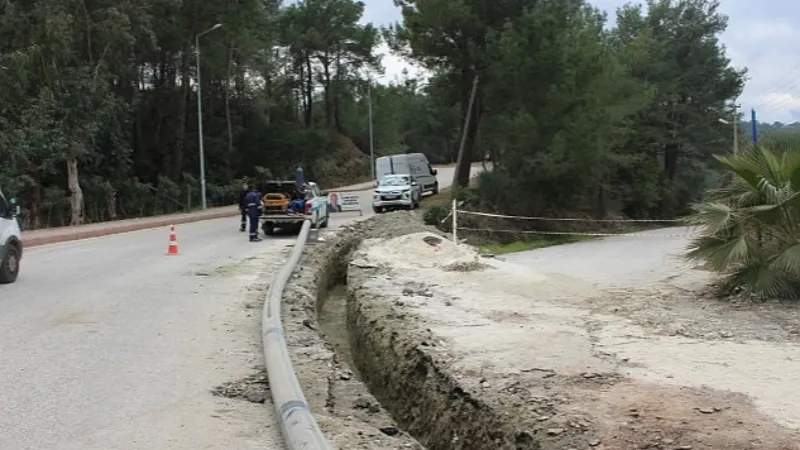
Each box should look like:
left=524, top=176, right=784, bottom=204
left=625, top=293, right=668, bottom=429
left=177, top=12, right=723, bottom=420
left=733, top=104, right=739, bottom=154
left=367, top=78, right=375, bottom=181
left=751, top=108, right=758, bottom=144
left=452, top=75, right=479, bottom=189
left=195, top=23, right=222, bottom=210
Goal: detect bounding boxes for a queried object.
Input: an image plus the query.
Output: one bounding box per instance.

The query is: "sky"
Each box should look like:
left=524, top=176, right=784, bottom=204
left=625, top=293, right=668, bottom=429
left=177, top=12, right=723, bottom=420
left=362, top=0, right=800, bottom=124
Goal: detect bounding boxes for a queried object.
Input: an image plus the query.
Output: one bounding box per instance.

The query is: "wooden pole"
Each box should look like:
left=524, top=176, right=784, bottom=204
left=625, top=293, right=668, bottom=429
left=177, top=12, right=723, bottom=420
left=452, top=75, right=479, bottom=190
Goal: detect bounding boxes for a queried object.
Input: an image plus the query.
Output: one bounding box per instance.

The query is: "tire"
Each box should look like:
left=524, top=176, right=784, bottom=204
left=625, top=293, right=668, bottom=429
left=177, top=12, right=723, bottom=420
left=0, top=244, right=20, bottom=284
left=372, top=206, right=382, bottom=214
left=432, top=182, right=439, bottom=195
left=262, top=222, right=275, bottom=236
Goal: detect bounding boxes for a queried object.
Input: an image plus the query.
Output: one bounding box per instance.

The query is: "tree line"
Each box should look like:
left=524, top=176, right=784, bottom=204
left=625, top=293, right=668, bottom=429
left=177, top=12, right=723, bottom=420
left=0, top=0, right=458, bottom=229
left=0, top=0, right=754, bottom=231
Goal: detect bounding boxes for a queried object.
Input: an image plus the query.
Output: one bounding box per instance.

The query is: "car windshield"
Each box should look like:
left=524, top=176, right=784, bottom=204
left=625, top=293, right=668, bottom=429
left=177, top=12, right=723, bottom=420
left=379, top=176, right=410, bottom=186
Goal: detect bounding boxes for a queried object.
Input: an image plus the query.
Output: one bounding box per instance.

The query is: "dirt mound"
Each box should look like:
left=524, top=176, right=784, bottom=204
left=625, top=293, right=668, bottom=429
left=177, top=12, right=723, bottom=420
left=340, top=214, right=800, bottom=450
left=211, top=371, right=269, bottom=404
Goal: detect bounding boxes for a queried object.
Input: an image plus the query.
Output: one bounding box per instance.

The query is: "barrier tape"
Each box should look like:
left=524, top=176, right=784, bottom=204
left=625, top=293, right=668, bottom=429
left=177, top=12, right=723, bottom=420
left=457, top=227, right=699, bottom=238
left=456, top=210, right=683, bottom=223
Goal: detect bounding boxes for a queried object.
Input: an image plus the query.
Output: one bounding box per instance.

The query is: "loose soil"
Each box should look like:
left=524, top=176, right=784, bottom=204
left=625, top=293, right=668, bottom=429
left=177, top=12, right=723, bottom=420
left=281, top=211, right=800, bottom=449
left=340, top=214, right=799, bottom=449
left=274, top=214, right=429, bottom=449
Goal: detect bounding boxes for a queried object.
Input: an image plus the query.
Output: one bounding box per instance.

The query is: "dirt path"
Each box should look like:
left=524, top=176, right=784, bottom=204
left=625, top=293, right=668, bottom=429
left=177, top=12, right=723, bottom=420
left=349, top=230, right=800, bottom=449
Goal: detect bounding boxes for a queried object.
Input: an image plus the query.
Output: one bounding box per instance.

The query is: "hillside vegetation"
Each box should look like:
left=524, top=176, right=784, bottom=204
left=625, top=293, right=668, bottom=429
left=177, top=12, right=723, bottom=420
left=0, top=0, right=777, bottom=234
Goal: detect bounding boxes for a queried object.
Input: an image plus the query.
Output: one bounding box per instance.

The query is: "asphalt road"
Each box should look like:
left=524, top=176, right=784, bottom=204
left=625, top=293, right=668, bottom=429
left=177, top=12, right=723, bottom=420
left=0, top=166, right=460, bottom=449
left=501, top=226, right=704, bottom=288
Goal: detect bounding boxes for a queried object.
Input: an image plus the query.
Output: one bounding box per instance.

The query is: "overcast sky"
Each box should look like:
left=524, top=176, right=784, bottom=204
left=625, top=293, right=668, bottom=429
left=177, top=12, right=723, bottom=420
left=363, top=0, right=800, bottom=124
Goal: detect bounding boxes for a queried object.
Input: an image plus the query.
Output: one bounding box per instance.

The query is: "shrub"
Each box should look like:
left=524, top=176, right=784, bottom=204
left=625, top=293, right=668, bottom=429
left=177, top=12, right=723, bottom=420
left=686, top=135, right=800, bottom=299
left=424, top=204, right=451, bottom=228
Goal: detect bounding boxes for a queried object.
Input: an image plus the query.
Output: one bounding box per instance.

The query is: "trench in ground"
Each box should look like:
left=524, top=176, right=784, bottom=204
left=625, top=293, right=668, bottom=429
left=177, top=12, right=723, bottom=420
left=316, top=257, right=434, bottom=448
left=315, top=248, right=534, bottom=450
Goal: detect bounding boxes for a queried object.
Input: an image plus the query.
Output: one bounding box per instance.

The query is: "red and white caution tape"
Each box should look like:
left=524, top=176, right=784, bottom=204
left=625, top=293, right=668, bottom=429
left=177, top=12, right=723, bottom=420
left=457, top=227, right=699, bottom=238
left=456, top=210, right=683, bottom=223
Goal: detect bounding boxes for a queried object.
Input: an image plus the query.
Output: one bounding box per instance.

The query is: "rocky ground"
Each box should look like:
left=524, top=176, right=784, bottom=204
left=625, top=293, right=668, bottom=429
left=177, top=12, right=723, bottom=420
left=335, top=212, right=800, bottom=450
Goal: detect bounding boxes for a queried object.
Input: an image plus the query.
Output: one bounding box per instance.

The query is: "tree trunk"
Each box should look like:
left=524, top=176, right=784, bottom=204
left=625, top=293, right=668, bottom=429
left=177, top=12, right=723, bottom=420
left=67, top=156, right=84, bottom=226
left=106, top=185, right=117, bottom=221
left=322, top=52, right=332, bottom=127
left=455, top=81, right=481, bottom=188
left=333, top=55, right=343, bottom=132
left=28, top=163, right=42, bottom=229
left=224, top=43, right=235, bottom=181
left=175, top=43, right=191, bottom=180
left=664, top=143, right=679, bottom=181
left=304, top=53, right=313, bottom=126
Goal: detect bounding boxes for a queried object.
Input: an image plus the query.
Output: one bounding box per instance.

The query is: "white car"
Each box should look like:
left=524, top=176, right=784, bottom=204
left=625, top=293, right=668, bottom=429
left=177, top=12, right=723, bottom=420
left=372, top=174, right=422, bottom=213
left=0, top=188, right=22, bottom=283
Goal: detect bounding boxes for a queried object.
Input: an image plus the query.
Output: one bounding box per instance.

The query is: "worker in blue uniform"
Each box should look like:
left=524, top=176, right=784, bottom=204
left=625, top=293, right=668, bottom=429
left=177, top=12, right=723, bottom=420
left=244, top=186, right=262, bottom=242
left=238, top=181, right=249, bottom=232
left=290, top=183, right=307, bottom=214
left=296, top=165, right=304, bottom=188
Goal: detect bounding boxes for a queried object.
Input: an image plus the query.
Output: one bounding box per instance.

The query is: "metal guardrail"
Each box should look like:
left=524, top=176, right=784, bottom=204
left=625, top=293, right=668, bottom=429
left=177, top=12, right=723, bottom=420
left=262, top=219, right=331, bottom=449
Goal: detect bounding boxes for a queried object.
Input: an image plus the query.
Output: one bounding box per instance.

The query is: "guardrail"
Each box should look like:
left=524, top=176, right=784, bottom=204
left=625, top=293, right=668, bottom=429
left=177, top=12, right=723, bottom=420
left=262, top=219, right=331, bottom=449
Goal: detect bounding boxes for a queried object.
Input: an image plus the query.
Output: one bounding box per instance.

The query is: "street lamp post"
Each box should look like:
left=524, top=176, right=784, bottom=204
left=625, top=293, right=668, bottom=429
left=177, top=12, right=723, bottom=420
left=367, top=78, right=375, bottom=181
left=718, top=104, right=739, bottom=155
left=195, top=23, right=222, bottom=210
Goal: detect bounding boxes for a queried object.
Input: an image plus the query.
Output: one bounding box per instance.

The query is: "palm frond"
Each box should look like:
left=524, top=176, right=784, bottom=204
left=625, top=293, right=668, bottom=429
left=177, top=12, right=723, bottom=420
left=769, top=243, right=800, bottom=278
left=685, top=235, right=752, bottom=272
left=686, top=140, right=800, bottom=300
left=721, top=261, right=799, bottom=300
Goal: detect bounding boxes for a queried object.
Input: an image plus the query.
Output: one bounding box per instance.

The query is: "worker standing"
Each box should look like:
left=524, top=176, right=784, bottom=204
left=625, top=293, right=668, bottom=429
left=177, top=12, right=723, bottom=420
left=244, top=185, right=262, bottom=242
left=296, top=165, right=304, bottom=188
left=238, top=181, right=249, bottom=232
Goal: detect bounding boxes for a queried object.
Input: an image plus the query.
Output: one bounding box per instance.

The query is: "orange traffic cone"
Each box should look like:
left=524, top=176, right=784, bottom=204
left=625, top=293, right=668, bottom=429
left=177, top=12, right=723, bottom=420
left=166, top=225, right=180, bottom=255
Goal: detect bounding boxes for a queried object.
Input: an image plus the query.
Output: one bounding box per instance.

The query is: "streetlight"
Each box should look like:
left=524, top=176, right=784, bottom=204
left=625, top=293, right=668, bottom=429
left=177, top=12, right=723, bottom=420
left=366, top=77, right=375, bottom=181
left=195, top=23, right=222, bottom=210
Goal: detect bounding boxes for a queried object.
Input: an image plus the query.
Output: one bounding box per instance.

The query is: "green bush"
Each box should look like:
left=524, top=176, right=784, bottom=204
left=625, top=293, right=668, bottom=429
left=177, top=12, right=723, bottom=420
left=424, top=204, right=451, bottom=228
left=686, top=135, right=800, bottom=299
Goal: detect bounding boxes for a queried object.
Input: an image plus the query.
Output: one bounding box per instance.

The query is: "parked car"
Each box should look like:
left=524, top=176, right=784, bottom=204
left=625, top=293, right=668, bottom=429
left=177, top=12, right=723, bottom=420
left=0, top=188, right=22, bottom=283
left=372, top=174, right=422, bottom=213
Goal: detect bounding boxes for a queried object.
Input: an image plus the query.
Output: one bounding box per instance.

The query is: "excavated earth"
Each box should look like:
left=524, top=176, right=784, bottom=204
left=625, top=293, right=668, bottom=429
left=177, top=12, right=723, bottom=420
left=283, top=211, right=800, bottom=449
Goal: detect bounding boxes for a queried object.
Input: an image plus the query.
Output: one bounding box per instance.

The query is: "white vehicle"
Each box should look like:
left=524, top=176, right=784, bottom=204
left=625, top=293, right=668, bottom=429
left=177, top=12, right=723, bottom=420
left=375, top=153, right=439, bottom=195
left=0, top=188, right=22, bottom=283
left=259, top=181, right=329, bottom=235
left=372, top=174, right=423, bottom=213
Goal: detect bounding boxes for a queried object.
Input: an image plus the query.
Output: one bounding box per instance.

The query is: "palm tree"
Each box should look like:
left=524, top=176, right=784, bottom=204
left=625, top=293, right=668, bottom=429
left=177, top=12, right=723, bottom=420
left=686, top=134, right=800, bottom=299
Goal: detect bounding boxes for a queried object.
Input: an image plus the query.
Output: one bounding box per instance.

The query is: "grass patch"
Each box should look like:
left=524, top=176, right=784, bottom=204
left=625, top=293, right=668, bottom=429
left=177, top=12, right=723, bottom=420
left=420, top=177, right=478, bottom=210
left=476, top=235, right=590, bottom=255
left=420, top=188, right=454, bottom=209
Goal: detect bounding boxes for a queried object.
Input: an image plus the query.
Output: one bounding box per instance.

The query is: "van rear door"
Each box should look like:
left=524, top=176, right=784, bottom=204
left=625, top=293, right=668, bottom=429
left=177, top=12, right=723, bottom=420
left=375, top=157, right=392, bottom=179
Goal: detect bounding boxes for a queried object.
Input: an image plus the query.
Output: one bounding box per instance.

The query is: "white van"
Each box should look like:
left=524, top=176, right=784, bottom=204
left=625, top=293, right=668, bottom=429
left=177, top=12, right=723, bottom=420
left=0, top=188, right=22, bottom=283
left=375, top=153, right=439, bottom=195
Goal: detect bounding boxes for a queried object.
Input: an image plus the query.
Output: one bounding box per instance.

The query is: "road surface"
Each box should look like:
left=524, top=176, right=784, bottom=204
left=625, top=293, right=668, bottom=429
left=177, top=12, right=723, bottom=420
left=0, top=167, right=460, bottom=450
left=501, top=226, right=704, bottom=288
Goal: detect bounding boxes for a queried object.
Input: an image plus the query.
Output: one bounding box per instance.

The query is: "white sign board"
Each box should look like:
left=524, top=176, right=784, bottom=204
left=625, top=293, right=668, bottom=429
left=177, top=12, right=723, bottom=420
left=328, top=192, right=362, bottom=215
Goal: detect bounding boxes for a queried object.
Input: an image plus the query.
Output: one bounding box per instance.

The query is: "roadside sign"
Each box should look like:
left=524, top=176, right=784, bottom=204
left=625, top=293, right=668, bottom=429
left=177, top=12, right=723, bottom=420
left=328, top=192, right=362, bottom=215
